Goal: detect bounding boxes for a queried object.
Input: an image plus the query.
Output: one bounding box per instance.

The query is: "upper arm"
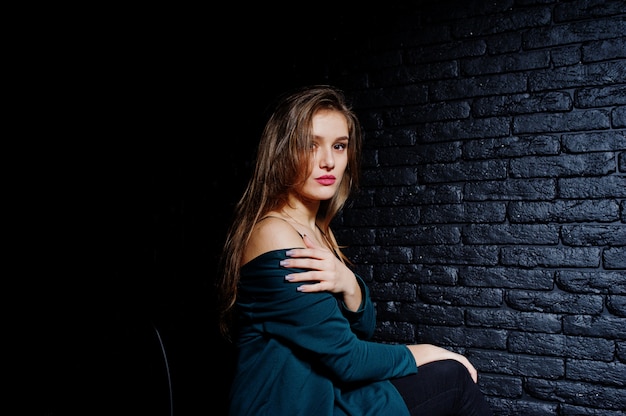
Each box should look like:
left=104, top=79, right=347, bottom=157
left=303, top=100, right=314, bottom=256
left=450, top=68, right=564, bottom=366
left=242, top=217, right=305, bottom=264
left=261, top=283, right=415, bottom=383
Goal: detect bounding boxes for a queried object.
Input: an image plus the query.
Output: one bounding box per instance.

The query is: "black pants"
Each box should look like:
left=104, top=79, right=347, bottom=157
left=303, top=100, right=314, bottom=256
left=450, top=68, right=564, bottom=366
left=391, top=359, right=493, bottom=416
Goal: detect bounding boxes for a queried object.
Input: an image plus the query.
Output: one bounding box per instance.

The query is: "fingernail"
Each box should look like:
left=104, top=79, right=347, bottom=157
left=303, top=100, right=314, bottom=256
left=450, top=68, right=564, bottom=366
left=280, top=260, right=288, bottom=266
left=285, top=275, right=294, bottom=281
left=285, top=250, right=293, bottom=256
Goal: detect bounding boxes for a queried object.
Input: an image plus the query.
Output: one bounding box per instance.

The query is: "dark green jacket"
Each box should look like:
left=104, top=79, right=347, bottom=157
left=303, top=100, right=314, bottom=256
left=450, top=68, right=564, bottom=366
left=228, top=249, right=417, bottom=415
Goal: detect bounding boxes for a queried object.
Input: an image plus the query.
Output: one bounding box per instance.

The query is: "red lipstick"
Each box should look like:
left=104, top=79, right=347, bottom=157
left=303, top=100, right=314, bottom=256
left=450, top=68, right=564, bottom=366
left=316, top=175, right=336, bottom=186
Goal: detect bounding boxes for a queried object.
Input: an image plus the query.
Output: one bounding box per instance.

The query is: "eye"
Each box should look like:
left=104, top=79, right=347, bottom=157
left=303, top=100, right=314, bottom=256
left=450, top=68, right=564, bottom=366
left=334, top=142, right=347, bottom=151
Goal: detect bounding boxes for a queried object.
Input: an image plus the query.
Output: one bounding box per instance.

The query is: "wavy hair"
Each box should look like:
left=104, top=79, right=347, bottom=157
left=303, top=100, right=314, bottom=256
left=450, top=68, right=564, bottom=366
left=216, top=85, right=362, bottom=339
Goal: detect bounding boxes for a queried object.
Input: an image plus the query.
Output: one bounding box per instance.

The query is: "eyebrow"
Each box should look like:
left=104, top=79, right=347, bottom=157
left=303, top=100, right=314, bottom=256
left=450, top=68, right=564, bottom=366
left=311, top=135, right=350, bottom=141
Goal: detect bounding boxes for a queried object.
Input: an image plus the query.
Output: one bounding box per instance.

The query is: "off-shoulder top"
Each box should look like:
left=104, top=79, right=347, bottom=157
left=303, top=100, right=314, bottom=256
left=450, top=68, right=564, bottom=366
left=227, top=248, right=417, bottom=416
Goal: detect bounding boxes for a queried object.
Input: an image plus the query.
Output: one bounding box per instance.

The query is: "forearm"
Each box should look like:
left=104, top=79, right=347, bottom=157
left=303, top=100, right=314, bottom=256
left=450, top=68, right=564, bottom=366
left=341, top=274, right=362, bottom=311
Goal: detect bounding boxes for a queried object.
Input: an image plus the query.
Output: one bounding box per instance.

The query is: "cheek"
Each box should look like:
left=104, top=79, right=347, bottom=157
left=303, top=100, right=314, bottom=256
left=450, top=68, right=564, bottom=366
left=337, top=155, right=349, bottom=172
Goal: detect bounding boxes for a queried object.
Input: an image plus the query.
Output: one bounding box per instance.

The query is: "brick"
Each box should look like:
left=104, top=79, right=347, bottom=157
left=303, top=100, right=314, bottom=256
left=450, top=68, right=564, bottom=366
left=509, top=152, right=616, bottom=177
left=347, top=245, right=413, bottom=265
left=362, top=166, right=417, bottom=186
left=405, top=39, right=486, bottom=64
left=421, top=202, right=507, bottom=223
left=555, top=1, right=626, bottom=22
left=466, top=178, right=556, bottom=201
left=486, top=32, right=522, bottom=55
left=372, top=263, right=440, bottom=283
left=374, top=184, right=462, bottom=206
left=466, top=309, right=561, bottom=333
left=463, top=135, right=560, bottom=159
left=613, top=106, right=626, bottom=127
left=506, top=289, right=604, bottom=314
left=501, top=246, right=601, bottom=267
left=462, top=50, right=550, bottom=76
left=370, top=282, right=417, bottom=301
left=418, top=160, right=507, bottom=183
left=562, top=130, right=626, bottom=152
left=432, top=72, right=527, bottom=100
left=487, top=398, right=558, bottom=416
left=414, top=244, right=499, bottom=266
left=531, top=61, right=626, bottom=90
left=508, top=332, right=614, bottom=360
left=551, top=45, right=582, bottom=67
left=556, top=270, right=626, bottom=294
left=563, top=314, right=626, bottom=338
left=399, top=303, right=465, bottom=326
left=416, top=117, right=510, bottom=142
left=454, top=6, right=551, bottom=37
left=470, top=349, right=564, bottom=378
left=373, top=321, right=415, bottom=343
left=617, top=341, right=626, bottom=361
left=364, top=127, right=418, bottom=147
left=462, top=224, right=559, bottom=244
left=567, top=359, right=626, bottom=386
left=560, top=404, right=626, bottom=416
left=524, top=18, right=626, bottom=49
left=607, top=295, right=626, bottom=316
left=575, top=84, right=626, bottom=107
left=479, top=373, right=522, bottom=397
left=386, top=101, right=470, bottom=125
left=561, top=224, right=626, bottom=246
left=418, top=326, right=508, bottom=349
left=376, top=207, right=422, bottom=226
left=378, top=225, right=460, bottom=244
left=472, top=92, right=571, bottom=117
left=526, top=378, right=626, bottom=410
left=418, top=285, right=502, bottom=306
left=379, top=141, right=461, bottom=165
left=508, top=200, right=620, bottom=222
left=462, top=266, right=554, bottom=289
left=373, top=61, right=458, bottom=85
left=603, top=246, right=626, bottom=269
left=513, top=109, right=610, bottom=134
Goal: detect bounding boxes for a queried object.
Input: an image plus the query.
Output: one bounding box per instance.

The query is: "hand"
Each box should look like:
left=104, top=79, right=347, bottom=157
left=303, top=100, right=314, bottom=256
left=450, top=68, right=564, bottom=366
left=407, top=344, right=479, bottom=383
left=281, top=234, right=362, bottom=310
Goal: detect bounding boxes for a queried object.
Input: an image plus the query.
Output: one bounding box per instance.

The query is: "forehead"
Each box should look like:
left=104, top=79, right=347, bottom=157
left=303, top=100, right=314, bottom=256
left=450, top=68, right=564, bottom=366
left=311, top=110, right=349, bottom=138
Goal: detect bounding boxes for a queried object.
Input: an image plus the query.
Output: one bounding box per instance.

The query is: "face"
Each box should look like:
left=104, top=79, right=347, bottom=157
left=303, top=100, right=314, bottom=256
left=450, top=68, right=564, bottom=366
left=298, top=109, right=349, bottom=202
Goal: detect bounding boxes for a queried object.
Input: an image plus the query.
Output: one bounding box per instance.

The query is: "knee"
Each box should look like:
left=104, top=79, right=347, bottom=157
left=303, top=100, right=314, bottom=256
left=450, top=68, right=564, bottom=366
left=436, top=359, right=473, bottom=382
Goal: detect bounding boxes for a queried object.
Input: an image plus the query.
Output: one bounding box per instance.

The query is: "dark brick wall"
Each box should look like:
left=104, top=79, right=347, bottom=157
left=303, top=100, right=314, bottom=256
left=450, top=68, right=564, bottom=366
left=313, top=1, right=625, bottom=415
left=37, top=1, right=623, bottom=415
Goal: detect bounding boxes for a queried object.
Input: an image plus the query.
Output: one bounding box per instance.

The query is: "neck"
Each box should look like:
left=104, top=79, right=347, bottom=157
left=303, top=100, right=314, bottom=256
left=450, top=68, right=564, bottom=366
left=282, top=209, right=316, bottom=230
left=282, top=196, right=319, bottom=229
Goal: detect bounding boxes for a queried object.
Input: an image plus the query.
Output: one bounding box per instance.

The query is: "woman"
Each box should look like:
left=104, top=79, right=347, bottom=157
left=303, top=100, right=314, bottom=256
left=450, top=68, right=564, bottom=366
left=216, top=85, right=493, bottom=415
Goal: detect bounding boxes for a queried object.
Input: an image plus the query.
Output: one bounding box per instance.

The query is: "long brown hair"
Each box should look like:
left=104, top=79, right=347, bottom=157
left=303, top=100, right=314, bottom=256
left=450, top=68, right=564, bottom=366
left=216, top=85, right=362, bottom=340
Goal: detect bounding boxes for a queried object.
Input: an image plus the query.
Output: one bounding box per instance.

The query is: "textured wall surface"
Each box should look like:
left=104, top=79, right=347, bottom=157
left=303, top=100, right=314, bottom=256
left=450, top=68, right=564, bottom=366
left=35, top=1, right=624, bottom=415
left=318, top=1, right=625, bottom=415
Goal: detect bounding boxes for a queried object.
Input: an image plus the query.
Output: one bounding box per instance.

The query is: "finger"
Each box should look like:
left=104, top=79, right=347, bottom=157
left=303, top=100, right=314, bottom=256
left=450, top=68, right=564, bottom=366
left=285, top=249, right=312, bottom=259
left=285, top=247, right=325, bottom=260
left=466, top=362, right=478, bottom=383
left=302, top=233, right=318, bottom=249
left=285, top=268, right=320, bottom=282
left=296, top=282, right=325, bottom=292
left=281, top=257, right=318, bottom=270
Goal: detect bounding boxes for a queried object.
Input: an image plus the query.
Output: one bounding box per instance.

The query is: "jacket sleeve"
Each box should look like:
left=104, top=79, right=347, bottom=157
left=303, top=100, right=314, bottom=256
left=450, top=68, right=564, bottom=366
left=238, top=250, right=417, bottom=384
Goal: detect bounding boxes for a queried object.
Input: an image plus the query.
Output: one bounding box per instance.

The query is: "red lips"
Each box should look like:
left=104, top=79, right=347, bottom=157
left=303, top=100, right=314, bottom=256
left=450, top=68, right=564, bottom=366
left=316, top=175, right=336, bottom=185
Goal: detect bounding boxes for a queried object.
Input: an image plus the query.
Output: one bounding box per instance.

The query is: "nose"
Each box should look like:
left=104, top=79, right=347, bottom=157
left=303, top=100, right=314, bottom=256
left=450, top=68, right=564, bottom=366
left=319, top=146, right=335, bottom=169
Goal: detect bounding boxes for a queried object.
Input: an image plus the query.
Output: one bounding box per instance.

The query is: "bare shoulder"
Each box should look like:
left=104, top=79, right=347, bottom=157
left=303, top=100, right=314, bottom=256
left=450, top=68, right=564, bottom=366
left=242, top=216, right=304, bottom=264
